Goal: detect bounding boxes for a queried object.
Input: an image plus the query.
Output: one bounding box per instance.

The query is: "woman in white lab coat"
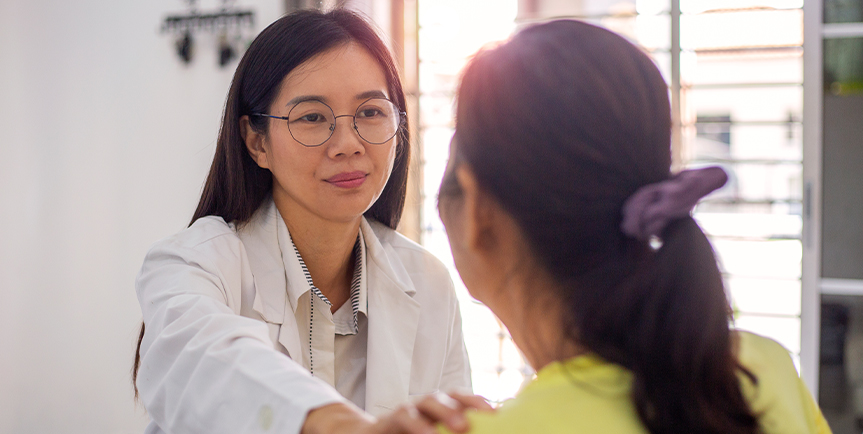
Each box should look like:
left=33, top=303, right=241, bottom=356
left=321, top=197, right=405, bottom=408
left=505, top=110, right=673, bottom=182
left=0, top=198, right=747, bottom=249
left=133, top=9, right=477, bottom=434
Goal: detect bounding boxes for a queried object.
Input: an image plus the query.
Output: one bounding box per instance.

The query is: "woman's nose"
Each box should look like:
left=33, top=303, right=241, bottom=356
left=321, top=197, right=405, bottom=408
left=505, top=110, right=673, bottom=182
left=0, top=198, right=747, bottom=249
left=326, top=115, right=365, bottom=157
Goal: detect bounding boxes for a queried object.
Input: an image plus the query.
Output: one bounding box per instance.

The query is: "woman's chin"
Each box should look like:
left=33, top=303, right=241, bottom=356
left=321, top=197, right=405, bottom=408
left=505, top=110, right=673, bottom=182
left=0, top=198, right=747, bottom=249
left=322, top=192, right=384, bottom=220
left=317, top=204, right=376, bottom=224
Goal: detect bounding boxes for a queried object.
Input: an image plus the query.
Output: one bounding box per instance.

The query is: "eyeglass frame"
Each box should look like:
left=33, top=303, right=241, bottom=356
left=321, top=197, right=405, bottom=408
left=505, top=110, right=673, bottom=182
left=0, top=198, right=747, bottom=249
left=252, top=97, right=407, bottom=147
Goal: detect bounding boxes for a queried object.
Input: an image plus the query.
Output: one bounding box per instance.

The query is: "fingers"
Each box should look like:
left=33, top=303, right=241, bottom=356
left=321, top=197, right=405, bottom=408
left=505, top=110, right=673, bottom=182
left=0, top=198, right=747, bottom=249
left=415, top=395, right=468, bottom=433
left=414, top=392, right=495, bottom=433
left=361, top=393, right=495, bottom=434
left=374, top=405, right=438, bottom=434
left=446, top=392, right=494, bottom=412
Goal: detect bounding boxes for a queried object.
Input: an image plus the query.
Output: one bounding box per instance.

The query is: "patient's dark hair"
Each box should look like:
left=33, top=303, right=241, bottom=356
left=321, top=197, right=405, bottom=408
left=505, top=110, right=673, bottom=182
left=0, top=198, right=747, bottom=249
left=133, top=8, right=409, bottom=398
left=441, top=20, right=758, bottom=434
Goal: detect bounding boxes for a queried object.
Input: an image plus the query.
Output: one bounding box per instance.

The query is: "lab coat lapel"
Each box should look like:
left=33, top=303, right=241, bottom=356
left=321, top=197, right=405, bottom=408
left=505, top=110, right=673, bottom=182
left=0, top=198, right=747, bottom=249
left=361, top=219, right=421, bottom=416
left=236, top=198, right=302, bottom=361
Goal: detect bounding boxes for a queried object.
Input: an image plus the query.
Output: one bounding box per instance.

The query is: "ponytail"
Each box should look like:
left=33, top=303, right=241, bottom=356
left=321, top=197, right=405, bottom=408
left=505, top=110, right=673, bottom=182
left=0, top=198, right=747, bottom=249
left=627, top=218, right=757, bottom=433
left=551, top=217, right=757, bottom=433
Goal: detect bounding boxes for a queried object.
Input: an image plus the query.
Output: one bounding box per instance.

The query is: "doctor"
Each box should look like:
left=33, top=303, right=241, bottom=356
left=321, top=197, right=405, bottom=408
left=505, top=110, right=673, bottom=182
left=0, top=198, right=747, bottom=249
left=134, top=9, right=477, bottom=434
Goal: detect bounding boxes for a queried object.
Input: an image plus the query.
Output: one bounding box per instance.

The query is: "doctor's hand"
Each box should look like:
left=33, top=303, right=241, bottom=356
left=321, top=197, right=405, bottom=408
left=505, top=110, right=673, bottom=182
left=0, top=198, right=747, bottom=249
left=412, top=392, right=495, bottom=433
left=303, top=393, right=494, bottom=434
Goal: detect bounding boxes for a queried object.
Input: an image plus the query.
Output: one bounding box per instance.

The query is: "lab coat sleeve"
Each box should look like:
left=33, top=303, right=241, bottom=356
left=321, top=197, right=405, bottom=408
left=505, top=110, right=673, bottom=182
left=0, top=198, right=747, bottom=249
left=439, top=281, right=473, bottom=394
left=136, top=228, right=348, bottom=434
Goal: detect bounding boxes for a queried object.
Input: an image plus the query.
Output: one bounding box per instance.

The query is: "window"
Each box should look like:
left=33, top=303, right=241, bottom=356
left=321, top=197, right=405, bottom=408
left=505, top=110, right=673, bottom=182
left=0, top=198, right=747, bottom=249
left=417, top=0, right=523, bottom=404
left=417, top=0, right=805, bottom=402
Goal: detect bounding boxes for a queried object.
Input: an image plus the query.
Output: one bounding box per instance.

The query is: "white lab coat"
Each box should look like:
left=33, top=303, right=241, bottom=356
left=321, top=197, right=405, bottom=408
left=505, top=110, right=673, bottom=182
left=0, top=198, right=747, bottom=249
left=136, top=198, right=472, bottom=434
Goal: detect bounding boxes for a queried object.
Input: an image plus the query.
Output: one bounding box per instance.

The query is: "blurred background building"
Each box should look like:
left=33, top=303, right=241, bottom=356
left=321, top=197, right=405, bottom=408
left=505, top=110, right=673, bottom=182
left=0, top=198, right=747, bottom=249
left=1, top=0, right=861, bottom=432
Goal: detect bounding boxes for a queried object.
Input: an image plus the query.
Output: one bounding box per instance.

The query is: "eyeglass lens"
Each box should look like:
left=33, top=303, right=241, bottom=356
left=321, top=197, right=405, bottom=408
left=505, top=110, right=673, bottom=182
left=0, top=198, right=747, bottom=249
left=286, top=98, right=400, bottom=147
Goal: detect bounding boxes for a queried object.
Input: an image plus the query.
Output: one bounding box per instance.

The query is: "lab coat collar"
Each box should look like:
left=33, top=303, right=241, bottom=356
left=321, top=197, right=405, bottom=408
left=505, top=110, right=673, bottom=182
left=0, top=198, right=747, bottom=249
left=238, top=198, right=421, bottom=412
left=276, top=212, right=314, bottom=315
left=237, top=199, right=286, bottom=325
left=360, top=218, right=421, bottom=415
left=237, top=198, right=302, bottom=360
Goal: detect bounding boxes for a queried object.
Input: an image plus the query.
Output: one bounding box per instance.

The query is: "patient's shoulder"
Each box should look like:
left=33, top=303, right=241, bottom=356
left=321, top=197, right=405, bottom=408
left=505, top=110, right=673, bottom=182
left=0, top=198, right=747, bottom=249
left=736, top=330, right=797, bottom=375
left=458, top=365, right=647, bottom=434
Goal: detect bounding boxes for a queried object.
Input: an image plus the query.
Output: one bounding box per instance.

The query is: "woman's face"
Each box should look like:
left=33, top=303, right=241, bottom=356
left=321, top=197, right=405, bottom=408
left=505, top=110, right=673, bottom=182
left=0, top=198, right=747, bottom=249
left=255, top=42, right=398, bottom=224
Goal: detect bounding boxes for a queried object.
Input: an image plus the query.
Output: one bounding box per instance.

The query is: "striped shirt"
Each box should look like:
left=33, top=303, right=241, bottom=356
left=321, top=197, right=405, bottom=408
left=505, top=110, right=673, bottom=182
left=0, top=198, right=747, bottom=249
left=288, top=229, right=369, bottom=409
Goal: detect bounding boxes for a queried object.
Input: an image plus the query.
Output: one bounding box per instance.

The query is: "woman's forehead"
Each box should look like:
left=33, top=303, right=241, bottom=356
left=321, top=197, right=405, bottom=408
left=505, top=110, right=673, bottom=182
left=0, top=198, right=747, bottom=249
left=276, top=42, right=390, bottom=108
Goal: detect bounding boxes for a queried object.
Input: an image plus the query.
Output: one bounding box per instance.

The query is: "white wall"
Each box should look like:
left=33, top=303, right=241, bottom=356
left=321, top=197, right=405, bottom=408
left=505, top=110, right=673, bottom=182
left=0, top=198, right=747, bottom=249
left=348, top=0, right=393, bottom=41
left=0, top=0, right=283, bottom=432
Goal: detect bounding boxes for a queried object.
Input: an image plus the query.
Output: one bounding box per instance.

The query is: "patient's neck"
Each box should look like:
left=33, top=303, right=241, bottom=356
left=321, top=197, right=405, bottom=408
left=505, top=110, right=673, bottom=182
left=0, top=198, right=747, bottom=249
left=488, top=272, right=585, bottom=372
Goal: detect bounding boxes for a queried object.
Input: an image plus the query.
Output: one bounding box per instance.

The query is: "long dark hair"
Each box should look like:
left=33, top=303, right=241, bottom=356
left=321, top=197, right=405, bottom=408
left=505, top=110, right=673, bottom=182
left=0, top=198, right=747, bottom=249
left=442, top=20, right=758, bottom=434
left=134, top=8, right=410, bottom=396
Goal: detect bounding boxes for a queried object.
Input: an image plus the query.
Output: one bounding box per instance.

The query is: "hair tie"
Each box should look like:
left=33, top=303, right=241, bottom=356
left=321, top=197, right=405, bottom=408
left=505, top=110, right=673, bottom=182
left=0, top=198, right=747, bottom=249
left=620, top=166, right=728, bottom=241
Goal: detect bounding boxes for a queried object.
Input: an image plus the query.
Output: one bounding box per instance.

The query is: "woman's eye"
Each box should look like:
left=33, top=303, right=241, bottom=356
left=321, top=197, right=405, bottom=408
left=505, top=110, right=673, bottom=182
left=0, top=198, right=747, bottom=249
left=358, top=108, right=383, bottom=118
left=298, top=113, right=326, bottom=123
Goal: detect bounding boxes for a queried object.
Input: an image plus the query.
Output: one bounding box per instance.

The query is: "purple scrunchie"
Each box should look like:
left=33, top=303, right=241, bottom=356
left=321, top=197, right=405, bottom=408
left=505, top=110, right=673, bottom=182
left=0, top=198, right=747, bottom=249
left=620, top=166, right=728, bottom=241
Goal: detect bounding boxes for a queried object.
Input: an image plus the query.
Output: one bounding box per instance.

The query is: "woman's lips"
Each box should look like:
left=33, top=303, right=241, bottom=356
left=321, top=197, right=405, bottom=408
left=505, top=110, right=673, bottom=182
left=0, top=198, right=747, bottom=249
left=325, top=171, right=367, bottom=189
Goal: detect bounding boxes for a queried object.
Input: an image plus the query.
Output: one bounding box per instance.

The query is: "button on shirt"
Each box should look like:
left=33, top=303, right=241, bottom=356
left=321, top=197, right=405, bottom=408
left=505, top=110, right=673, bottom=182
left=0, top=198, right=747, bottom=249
left=285, top=229, right=369, bottom=409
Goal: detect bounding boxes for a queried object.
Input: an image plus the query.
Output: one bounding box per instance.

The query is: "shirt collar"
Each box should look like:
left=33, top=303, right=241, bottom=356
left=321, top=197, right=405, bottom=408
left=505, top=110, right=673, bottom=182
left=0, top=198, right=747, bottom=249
left=338, top=229, right=367, bottom=334
left=278, top=218, right=367, bottom=334
left=352, top=228, right=369, bottom=317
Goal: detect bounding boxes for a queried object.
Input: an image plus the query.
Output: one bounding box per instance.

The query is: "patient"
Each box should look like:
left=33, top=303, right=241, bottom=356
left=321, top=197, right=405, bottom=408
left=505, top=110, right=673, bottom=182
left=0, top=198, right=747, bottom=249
left=437, top=19, right=831, bottom=434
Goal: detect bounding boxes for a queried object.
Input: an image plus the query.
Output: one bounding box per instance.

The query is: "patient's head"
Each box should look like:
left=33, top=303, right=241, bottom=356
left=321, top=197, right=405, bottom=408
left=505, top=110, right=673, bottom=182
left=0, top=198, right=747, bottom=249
left=439, top=20, right=757, bottom=434
left=440, top=19, right=681, bottom=344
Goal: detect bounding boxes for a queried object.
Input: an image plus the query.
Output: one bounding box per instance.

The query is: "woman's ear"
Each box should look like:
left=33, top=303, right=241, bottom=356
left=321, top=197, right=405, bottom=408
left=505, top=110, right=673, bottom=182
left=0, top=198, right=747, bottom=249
left=456, top=165, right=497, bottom=254
left=456, top=164, right=527, bottom=268
left=240, top=115, right=270, bottom=169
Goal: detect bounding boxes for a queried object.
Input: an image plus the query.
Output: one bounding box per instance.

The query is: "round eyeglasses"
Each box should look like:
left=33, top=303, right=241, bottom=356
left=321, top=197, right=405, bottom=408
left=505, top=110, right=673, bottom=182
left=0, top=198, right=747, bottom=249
left=253, top=97, right=405, bottom=147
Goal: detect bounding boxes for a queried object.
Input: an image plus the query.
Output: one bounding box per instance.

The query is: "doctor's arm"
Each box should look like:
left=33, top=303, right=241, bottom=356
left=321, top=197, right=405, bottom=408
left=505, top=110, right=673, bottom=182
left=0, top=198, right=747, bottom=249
left=136, top=233, right=348, bottom=434
left=137, top=232, right=478, bottom=434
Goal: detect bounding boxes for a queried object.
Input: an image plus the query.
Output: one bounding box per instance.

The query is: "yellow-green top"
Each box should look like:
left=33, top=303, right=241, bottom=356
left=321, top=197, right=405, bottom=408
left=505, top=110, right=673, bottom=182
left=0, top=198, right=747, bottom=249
left=448, top=331, right=831, bottom=434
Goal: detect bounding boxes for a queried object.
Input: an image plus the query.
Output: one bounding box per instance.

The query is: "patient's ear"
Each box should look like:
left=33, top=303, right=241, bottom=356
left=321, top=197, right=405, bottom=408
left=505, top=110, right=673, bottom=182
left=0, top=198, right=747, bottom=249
left=455, top=165, right=506, bottom=256
left=240, top=115, right=270, bottom=169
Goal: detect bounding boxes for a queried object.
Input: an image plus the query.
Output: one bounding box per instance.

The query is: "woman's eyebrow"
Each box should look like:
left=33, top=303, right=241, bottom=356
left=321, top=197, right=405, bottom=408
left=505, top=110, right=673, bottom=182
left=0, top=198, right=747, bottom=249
left=356, top=90, right=388, bottom=100
left=285, top=90, right=389, bottom=107
left=286, top=95, right=326, bottom=106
